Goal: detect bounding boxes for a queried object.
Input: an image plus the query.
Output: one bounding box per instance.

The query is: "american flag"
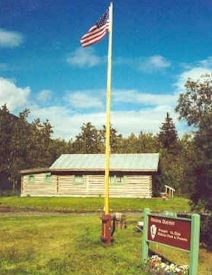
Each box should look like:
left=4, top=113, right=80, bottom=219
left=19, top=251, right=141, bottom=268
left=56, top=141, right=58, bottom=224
left=80, top=8, right=109, bottom=47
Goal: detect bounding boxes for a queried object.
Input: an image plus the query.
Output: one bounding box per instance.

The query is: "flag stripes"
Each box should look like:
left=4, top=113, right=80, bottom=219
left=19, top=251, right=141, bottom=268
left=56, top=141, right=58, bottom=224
left=80, top=8, right=109, bottom=47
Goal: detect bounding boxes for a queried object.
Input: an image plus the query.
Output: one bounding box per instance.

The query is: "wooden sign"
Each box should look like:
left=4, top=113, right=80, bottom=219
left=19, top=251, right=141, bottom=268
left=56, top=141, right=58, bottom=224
left=142, top=209, right=200, bottom=275
left=148, top=215, right=191, bottom=251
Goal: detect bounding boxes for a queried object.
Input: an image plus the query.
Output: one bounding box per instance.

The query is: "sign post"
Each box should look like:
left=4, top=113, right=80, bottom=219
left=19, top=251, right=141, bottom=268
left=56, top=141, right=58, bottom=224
left=142, top=208, right=150, bottom=262
left=189, top=214, right=200, bottom=275
left=142, top=208, right=200, bottom=275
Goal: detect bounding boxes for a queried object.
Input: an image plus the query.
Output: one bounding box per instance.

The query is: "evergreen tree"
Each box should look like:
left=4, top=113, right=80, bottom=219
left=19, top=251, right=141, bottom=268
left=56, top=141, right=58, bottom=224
left=0, top=105, right=16, bottom=189
left=99, top=125, right=122, bottom=153
left=178, top=134, right=196, bottom=195
left=0, top=105, right=54, bottom=190
left=158, top=112, right=178, bottom=151
left=138, top=132, right=159, bottom=153
left=156, top=113, right=182, bottom=193
left=118, top=133, right=139, bottom=153
left=27, top=118, right=53, bottom=168
left=49, top=138, right=73, bottom=163
left=72, top=122, right=100, bottom=153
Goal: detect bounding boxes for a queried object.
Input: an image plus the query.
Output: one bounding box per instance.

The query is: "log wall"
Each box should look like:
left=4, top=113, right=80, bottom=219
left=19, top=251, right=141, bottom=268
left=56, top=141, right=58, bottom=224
left=21, top=173, right=57, bottom=197
left=21, top=173, right=152, bottom=198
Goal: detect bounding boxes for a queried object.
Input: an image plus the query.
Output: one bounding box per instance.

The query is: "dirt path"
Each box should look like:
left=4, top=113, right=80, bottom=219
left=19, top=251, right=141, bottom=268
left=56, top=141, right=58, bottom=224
left=0, top=207, right=101, bottom=216
left=0, top=206, right=144, bottom=217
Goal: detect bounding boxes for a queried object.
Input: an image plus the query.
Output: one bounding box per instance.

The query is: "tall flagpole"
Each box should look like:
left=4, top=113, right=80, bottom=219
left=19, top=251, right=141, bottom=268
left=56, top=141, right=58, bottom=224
left=104, top=2, right=113, bottom=215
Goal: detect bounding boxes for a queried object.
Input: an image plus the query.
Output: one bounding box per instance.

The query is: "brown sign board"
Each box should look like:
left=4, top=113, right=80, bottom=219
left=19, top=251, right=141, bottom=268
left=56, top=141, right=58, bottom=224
left=148, top=215, right=191, bottom=251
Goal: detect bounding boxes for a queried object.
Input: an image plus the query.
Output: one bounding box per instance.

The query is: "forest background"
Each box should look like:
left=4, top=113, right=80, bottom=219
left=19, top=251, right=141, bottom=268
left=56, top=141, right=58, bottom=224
left=0, top=76, right=211, bottom=211
left=0, top=75, right=211, bottom=249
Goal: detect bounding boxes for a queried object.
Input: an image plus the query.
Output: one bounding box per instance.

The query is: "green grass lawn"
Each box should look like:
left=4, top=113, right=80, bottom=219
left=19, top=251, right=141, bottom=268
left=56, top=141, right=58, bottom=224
left=0, top=214, right=211, bottom=274
left=0, top=215, right=143, bottom=274
left=0, top=196, right=190, bottom=213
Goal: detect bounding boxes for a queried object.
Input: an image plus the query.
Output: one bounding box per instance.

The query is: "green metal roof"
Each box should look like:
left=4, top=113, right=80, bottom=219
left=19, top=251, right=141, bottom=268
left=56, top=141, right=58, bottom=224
left=50, top=153, right=159, bottom=172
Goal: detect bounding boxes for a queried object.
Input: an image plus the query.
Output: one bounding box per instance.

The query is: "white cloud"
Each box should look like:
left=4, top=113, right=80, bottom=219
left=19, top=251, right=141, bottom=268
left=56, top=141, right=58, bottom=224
left=66, top=91, right=103, bottom=109
left=0, top=29, right=23, bottom=48
left=37, top=89, right=52, bottom=102
left=111, top=107, right=178, bottom=136
left=27, top=88, right=181, bottom=140
left=199, top=56, right=212, bottom=68
left=0, top=77, right=30, bottom=111
left=175, top=67, right=211, bottom=91
left=139, top=55, right=171, bottom=72
left=30, top=106, right=103, bottom=139
left=175, top=56, right=212, bottom=91
left=114, top=55, right=171, bottom=73
left=113, top=89, right=177, bottom=107
left=67, top=47, right=104, bottom=67
left=29, top=106, right=74, bottom=139
left=0, top=78, right=188, bottom=140
left=30, top=104, right=182, bottom=140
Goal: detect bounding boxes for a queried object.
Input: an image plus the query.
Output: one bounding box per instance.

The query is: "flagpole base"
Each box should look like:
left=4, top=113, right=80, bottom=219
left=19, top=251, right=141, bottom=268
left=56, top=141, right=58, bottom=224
left=101, top=213, right=113, bottom=245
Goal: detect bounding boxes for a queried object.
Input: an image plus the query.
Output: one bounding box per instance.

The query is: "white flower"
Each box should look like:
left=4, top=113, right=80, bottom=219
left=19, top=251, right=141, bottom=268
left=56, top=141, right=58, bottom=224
left=144, top=254, right=189, bottom=274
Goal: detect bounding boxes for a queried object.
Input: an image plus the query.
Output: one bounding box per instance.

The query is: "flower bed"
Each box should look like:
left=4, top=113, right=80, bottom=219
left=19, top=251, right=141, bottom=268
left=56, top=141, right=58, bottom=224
left=143, top=255, right=189, bottom=274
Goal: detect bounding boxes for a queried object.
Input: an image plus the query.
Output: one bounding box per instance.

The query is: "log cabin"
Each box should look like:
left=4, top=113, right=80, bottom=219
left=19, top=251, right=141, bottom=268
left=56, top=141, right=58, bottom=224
left=20, top=153, right=159, bottom=198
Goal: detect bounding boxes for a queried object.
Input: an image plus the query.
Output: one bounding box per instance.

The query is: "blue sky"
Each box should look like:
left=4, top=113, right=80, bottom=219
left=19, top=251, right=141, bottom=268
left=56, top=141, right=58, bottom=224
left=0, top=0, right=212, bottom=139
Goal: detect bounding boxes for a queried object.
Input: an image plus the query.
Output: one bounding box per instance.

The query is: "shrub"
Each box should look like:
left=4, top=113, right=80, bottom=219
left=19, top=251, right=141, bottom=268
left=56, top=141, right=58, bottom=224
left=200, top=214, right=212, bottom=251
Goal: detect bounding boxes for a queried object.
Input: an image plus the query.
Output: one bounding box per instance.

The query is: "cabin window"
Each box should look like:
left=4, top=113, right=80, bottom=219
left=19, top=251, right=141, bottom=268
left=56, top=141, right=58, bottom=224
left=110, top=175, right=125, bottom=185
left=74, top=175, right=85, bottom=185
left=28, top=174, right=35, bottom=183
left=45, top=173, right=52, bottom=183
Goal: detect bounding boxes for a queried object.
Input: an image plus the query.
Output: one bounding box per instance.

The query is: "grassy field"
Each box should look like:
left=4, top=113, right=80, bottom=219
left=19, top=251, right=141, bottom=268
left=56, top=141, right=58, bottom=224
left=0, top=214, right=211, bottom=275
left=0, top=215, right=143, bottom=274
left=0, top=197, right=210, bottom=274
left=0, top=196, right=190, bottom=213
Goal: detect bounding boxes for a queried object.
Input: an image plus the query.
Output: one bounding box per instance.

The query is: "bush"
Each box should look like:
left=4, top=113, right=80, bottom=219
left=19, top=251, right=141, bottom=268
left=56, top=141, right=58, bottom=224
left=178, top=213, right=212, bottom=251
left=0, top=189, right=20, bottom=197
left=200, top=214, right=212, bottom=251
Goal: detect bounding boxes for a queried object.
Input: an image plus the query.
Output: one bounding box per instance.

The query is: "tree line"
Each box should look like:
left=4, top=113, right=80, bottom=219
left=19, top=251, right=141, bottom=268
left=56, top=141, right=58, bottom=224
left=0, top=75, right=211, bottom=214
left=0, top=106, right=183, bottom=194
